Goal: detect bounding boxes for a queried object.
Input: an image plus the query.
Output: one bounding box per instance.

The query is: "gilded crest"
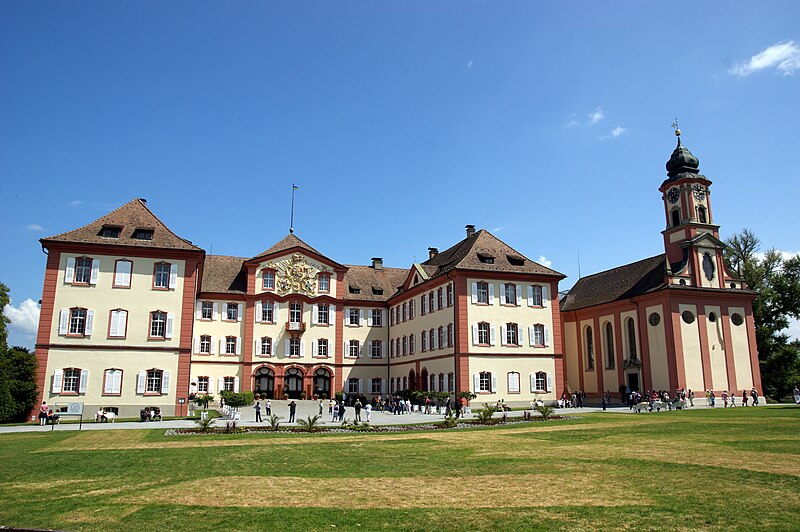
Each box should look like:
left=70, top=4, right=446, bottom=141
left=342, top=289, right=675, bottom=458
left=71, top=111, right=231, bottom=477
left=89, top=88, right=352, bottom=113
left=270, top=253, right=318, bottom=296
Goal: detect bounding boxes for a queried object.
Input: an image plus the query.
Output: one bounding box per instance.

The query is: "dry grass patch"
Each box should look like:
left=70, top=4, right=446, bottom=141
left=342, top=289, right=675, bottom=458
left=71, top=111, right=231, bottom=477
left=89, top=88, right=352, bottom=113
left=60, top=504, right=143, bottom=525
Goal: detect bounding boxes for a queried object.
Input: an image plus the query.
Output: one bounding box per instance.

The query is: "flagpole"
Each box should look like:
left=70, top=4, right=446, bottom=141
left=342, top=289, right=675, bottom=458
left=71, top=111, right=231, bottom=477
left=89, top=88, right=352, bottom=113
left=289, top=184, right=298, bottom=234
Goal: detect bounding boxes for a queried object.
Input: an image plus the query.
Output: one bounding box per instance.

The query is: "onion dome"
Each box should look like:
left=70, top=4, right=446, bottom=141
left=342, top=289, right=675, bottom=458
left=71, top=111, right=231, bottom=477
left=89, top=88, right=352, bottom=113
left=666, top=129, right=700, bottom=178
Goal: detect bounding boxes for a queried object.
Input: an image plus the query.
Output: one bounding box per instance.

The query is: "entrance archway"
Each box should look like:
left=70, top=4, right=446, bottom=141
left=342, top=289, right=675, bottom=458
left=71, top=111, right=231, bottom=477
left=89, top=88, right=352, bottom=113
left=313, top=367, right=332, bottom=398
left=253, top=366, right=275, bottom=398
left=408, top=369, right=417, bottom=391
left=420, top=368, right=429, bottom=391
left=284, top=367, right=304, bottom=399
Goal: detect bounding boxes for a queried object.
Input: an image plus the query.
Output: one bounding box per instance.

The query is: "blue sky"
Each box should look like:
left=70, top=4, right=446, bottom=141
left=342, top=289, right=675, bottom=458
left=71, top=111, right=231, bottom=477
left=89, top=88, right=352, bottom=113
left=2, top=1, right=799, bottom=348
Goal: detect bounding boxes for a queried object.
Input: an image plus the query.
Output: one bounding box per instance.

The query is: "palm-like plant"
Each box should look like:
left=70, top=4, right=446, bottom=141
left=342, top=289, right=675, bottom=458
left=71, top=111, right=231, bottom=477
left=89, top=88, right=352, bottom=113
left=534, top=404, right=555, bottom=420
left=475, top=405, right=497, bottom=425
left=296, top=415, right=323, bottom=432
left=267, top=414, right=283, bottom=431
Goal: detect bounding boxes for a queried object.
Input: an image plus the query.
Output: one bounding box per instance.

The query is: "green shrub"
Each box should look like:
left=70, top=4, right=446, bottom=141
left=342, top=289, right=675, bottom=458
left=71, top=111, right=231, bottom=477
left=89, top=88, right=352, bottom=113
left=194, top=416, right=215, bottom=432
left=296, top=415, right=323, bottom=432
left=220, top=391, right=254, bottom=408
left=267, top=414, right=282, bottom=431
left=475, top=405, right=497, bottom=425
left=535, top=404, right=555, bottom=420
left=441, top=413, right=458, bottom=428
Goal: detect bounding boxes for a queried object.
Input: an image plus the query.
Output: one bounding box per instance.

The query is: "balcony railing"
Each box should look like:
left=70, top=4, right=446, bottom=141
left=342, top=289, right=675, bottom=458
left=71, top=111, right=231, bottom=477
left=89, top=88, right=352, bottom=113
left=286, top=321, right=306, bottom=333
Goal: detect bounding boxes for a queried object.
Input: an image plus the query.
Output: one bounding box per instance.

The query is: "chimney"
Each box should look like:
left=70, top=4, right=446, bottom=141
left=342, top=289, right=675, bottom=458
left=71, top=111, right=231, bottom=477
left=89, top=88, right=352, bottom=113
left=138, top=198, right=148, bottom=204
left=371, top=257, right=383, bottom=270
left=465, top=224, right=476, bottom=238
left=428, top=247, right=439, bottom=259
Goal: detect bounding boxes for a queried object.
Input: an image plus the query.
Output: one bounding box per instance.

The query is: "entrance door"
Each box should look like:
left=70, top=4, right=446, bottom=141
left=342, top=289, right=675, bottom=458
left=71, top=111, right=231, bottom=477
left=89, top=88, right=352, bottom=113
left=284, top=368, right=304, bottom=399
left=627, top=372, right=640, bottom=393
left=254, top=367, right=275, bottom=398
left=313, top=368, right=331, bottom=398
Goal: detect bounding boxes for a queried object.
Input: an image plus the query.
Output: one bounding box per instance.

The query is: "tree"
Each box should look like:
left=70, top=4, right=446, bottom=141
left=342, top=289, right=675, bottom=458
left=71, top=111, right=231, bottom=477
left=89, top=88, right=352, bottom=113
left=724, top=230, right=800, bottom=401
left=0, top=282, right=10, bottom=351
left=0, top=283, right=39, bottom=422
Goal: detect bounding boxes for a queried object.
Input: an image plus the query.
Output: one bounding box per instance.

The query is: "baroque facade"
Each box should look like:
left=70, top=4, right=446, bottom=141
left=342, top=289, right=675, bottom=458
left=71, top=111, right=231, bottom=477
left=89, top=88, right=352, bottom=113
left=32, top=134, right=764, bottom=417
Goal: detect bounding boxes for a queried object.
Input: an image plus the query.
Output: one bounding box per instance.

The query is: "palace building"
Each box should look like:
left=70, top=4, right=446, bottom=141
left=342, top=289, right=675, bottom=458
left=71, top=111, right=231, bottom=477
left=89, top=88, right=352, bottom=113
left=32, top=132, right=764, bottom=417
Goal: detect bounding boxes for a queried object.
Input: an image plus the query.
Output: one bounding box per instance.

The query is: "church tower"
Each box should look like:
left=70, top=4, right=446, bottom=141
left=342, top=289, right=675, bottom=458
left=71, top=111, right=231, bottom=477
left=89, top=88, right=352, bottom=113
left=659, top=129, right=738, bottom=290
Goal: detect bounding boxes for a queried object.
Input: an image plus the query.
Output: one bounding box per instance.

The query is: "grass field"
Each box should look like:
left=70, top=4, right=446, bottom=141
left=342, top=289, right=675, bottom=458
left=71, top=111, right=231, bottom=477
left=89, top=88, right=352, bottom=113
left=1, top=407, right=798, bottom=531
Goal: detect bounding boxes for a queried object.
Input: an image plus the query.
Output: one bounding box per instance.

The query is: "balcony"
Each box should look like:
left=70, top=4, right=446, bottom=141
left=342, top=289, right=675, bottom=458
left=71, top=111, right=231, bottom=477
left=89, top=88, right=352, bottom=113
left=285, top=321, right=306, bottom=334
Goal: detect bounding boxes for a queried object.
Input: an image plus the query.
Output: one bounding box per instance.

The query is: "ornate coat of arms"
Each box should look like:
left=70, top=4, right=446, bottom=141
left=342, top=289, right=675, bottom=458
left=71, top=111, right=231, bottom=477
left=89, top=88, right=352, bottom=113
left=269, top=253, right=319, bottom=296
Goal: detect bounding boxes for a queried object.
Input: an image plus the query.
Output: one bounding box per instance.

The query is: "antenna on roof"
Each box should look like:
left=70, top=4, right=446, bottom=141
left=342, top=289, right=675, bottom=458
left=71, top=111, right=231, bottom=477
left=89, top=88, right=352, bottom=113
left=289, top=184, right=299, bottom=234
left=577, top=250, right=582, bottom=279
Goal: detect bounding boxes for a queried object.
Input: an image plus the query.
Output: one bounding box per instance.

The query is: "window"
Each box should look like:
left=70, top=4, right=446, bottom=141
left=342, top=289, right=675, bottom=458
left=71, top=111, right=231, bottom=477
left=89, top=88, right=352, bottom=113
left=371, top=340, right=382, bottom=358
left=226, top=303, right=238, bottom=321
left=146, top=369, right=163, bottom=393
left=201, top=301, right=213, bottom=320
left=402, top=336, right=408, bottom=356
left=478, top=322, right=490, bottom=345
left=113, top=259, right=132, bottom=288
left=391, top=307, right=396, bottom=325
left=421, top=331, right=427, bottom=352
left=534, top=371, right=546, bottom=392
left=317, top=304, right=329, bottom=325
left=477, top=281, right=489, bottom=304
left=649, top=313, right=661, bottom=326
left=68, top=308, right=88, bottom=336
left=289, top=338, right=301, bottom=357
left=63, top=368, right=81, bottom=393
left=262, top=270, right=275, bottom=290
left=447, top=324, right=453, bottom=347
left=532, top=324, right=545, bottom=346
left=439, top=373, right=445, bottom=392
left=409, top=300, right=415, bottom=319
left=372, top=308, right=383, bottom=327
left=316, top=338, right=328, bottom=357
left=421, top=295, right=427, bottom=315
left=133, top=228, right=154, bottom=240
left=585, top=326, right=595, bottom=370
left=437, top=287, right=444, bottom=309
left=430, top=374, right=436, bottom=391
left=348, top=308, right=360, bottom=326
left=505, top=323, right=518, bottom=346
left=74, top=257, right=93, bottom=284
left=348, top=286, right=361, bottom=294
left=225, top=336, right=237, bottom=355
left=731, top=313, right=744, bottom=326
left=402, top=376, right=408, bottom=390
left=479, top=372, right=492, bottom=392
left=605, top=323, right=615, bottom=369
left=372, top=287, right=383, bottom=296
left=478, top=254, right=494, bottom=264
left=263, top=301, right=275, bottom=323
left=626, top=318, right=637, bottom=360
left=371, top=378, right=383, bottom=395
left=504, top=284, right=517, bottom=305
left=531, top=285, right=543, bottom=306
left=260, top=337, right=272, bottom=356
left=223, top=376, right=235, bottom=392
left=197, top=376, right=209, bottom=393
left=402, top=303, right=407, bottom=322
left=508, top=255, right=525, bottom=266
left=429, top=329, right=436, bottom=350
left=153, top=263, right=171, bottom=289
left=447, top=284, right=453, bottom=306
left=318, top=273, right=330, bottom=292
left=103, top=369, right=123, bottom=395
left=200, top=335, right=211, bottom=354
left=448, top=372, right=454, bottom=392
left=395, top=337, right=401, bottom=356
left=409, top=333, right=415, bottom=354
left=289, top=302, right=302, bottom=324
left=438, top=326, right=445, bottom=349
left=348, top=378, right=360, bottom=394
left=150, top=311, right=167, bottom=338
left=671, top=209, right=681, bottom=227
left=100, top=225, right=121, bottom=238
left=698, top=205, right=707, bottom=223
left=429, top=292, right=435, bottom=312
left=348, top=340, right=359, bottom=358
left=507, top=372, right=521, bottom=394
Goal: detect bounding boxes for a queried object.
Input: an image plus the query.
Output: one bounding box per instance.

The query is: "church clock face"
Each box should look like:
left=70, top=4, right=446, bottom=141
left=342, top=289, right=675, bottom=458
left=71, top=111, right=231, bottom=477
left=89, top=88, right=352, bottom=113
left=667, top=187, right=680, bottom=204
left=692, top=184, right=706, bottom=200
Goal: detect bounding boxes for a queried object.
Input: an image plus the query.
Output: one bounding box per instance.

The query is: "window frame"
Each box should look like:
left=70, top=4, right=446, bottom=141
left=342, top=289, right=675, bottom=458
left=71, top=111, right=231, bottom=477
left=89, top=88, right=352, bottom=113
left=505, top=322, right=519, bottom=346
left=316, top=338, right=328, bottom=358
left=420, top=295, right=427, bottom=315
left=145, top=368, right=164, bottom=395
left=477, top=322, right=490, bottom=346
left=152, top=262, right=171, bottom=290
left=200, top=335, right=212, bottom=354
left=318, top=273, right=330, bottom=293
left=531, top=285, right=543, bottom=307
left=73, top=257, right=93, bottom=285
left=197, top=376, right=209, bottom=393
left=371, top=339, right=383, bottom=358
left=260, top=336, right=272, bottom=357
left=532, top=324, right=545, bottom=347
left=102, top=368, right=124, bottom=396
left=317, top=303, right=329, bottom=326
left=225, top=303, right=239, bottom=322
left=262, top=301, right=275, bottom=324
left=348, top=339, right=359, bottom=358
left=447, top=284, right=453, bottom=307
left=504, top=283, right=517, bottom=306
left=62, top=367, right=82, bottom=394
left=68, top=307, right=88, bottom=337
left=476, top=281, right=489, bottom=304
left=289, top=338, right=301, bottom=357
left=372, top=308, right=383, bottom=327
left=507, top=371, right=521, bottom=394
left=534, top=371, right=547, bottom=392
left=262, top=269, right=276, bottom=291
left=605, top=322, right=616, bottom=369
left=107, top=309, right=128, bottom=339
left=585, top=325, right=595, bottom=370
left=201, top=301, right=214, bottom=320
left=478, top=371, right=492, bottom=393
left=113, top=259, right=132, bottom=288
left=149, top=311, right=167, bottom=340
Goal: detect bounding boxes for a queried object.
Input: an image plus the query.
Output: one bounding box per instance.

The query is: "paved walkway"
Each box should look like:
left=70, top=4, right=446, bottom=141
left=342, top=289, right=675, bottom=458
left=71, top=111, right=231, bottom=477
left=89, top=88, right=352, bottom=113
left=0, top=400, right=767, bottom=434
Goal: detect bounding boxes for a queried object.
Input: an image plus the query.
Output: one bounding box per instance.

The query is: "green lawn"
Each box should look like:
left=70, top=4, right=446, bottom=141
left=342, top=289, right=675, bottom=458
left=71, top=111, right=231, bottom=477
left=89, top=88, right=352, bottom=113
left=1, top=407, right=798, bottom=531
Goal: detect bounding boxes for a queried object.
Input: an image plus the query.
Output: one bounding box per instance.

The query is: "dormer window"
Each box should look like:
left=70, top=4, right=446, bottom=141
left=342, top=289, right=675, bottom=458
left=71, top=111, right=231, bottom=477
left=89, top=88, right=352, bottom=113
left=133, top=228, right=154, bottom=240
left=349, top=286, right=361, bottom=294
left=372, top=287, right=384, bottom=295
left=478, top=254, right=495, bottom=264
left=99, top=226, right=121, bottom=238
left=507, top=255, right=525, bottom=266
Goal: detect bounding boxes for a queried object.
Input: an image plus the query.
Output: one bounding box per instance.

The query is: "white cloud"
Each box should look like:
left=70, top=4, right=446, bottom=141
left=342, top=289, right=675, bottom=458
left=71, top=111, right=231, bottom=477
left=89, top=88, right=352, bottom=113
left=754, top=249, right=800, bottom=262
left=786, top=317, right=800, bottom=342
left=611, top=126, right=626, bottom=138
left=69, top=200, right=83, bottom=206
left=588, top=108, right=605, bottom=124
left=26, top=224, right=44, bottom=231
left=537, top=255, right=552, bottom=268
left=730, top=40, right=800, bottom=76
left=4, top=299, right=40, bottom=336
left=467, top=60, right=473, bottom=70
left=491, top=226, right=504, bottom=233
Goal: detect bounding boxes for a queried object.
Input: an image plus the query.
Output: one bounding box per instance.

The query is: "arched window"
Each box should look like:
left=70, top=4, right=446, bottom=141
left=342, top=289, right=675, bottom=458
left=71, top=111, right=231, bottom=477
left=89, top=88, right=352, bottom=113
left=626, top=318, right=637, bottom=360
left=671, top=209, right=681, bottom=227
left=585, top=326, right=594, bottom=370
left=697, top=205, right=707, bottom=223
left=605, top=322, right=615, bottom=369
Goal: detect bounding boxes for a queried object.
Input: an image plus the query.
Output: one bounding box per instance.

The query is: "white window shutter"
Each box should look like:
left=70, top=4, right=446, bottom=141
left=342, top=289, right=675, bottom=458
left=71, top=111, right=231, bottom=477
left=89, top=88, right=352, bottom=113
left=118, top=260, right=132, bottom=287
left=237, top=304, right=243, bottom=322
left=516, top=285, right=522, bottom=305
left=210, top=336, right=217, bottom=355
left=527, top=285, right=534, bottom=306
left=472, top=324, right=478, bottom=345
left=169, top=264, right=178, bottom=289
left=311, top=340, right=317, bottom=357
left=104, top=371, right=114, bottom=394
left=546, top=373, right=553, bottom=392
left=212, top=303, right=219, bottom=320
left=256, top=301, right=263, bottom=323
left=358, top=378, right=363, bottom=393
left=58, top=309, right=69, bottom=335
left=64, top=257, right=75, bottom=284
left=344, top=341, right=348, bottom=356
left=196, top=301, right=203, bottom=320
left=136, top=370, right=146, bottom=394
left=254, top=339, right=260, bottom=355
left=367, top=310, right=373, bottom=327
left=381, top=378, right=386, bottom=393
left=473, top=373, right=479, bottom=392
left=235, top=337, right=241, bottom=355
left=285, top=339, right=290, bottom=356
left=218, top=377, right=224, bottom=393
left=431, top=334, right=437, bottom=350
left=491, top=373, right=497, bottom=393
left=273, top=301, right=280, bottom=321
left=382, top=309, right=387, bottom=325
left=530, top=373, right=536, bottom=392
left=471, top=282, right=478, bottom=303
left=359, top=308, right=364, bottom=326
left=161, top=371, right=170, bottom=394
left=542, top=285, right=549, bottom=308
left=490, top=325, right=496, bottom=346
left=165, top=313, right=175, bottom=339
left=311, top=304, right=318, bottom=325
left=359, top=344, right=364, bottom=357
left=444, top=373, right=449, bottom=392
left=90, top=259, right=100, bottom=285
left=52, top=369, right=63, bottom=393
left=112, top=370, right=122, bottom=394
left=431, top=294, right=436, bottom=312
left=488, top=283, right=495, bottom=304
left=118, top=311, right=127, bottom=337
left=218, top=338, right=223, bottom=355
left=518, top=326, right=524, bottom=345
left=77, top=369, right=88, bottom=393
left=193, top=336, right=199, bottom=353
left=208, top=377, right=214, bottom=393
left=544, top=325, right=551, bottom=347
left=499, top=284, right=506, bottom=305
left=529, top=326, right=535, bottom=346
left=300, top=340, right=306, bottom=357
left=500, top=324, right=507, bottom=346
left=85, top=310, right=94, bottom=336
left=233, top=376, right=240, bottom=393
left=329, top=304, right=335, bottom=324
left=381, top=340, right=386, bottom=357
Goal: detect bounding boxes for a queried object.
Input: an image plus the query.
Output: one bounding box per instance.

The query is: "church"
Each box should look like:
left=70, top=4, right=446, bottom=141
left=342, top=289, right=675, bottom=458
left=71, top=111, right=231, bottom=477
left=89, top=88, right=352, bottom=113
left=32, top=131, right=763, bottom=417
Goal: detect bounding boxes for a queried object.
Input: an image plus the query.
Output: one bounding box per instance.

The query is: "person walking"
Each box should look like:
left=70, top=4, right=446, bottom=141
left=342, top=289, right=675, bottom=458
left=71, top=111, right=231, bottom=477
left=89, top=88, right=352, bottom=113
left=354, top=399, right=362, bottom=422
left=265, top=399, right=272, bottom=416
left=339, top=402, right=346, bottom=422
left=602, top=393, right=608, bottom=411
left=329, top=399, right=335, bottom=416
left=730, top=393, right=736, bottom=407
left=38, top=401, right=49, bottom=426
left=793, top=386, right=800, bottom=405
left=318, top=399, right=324, bottom=416
left=254, top=401, right=263, bottom=422
left=722, top=391, right=729, bottom=408
left=288, top=400, right=297, bottom=423
left=688, top=389, right=695, bottom=407
left=750, top=388, right=759, bottom=406
left=742, top=390, right=748, bottom=407
left=332, top=402, right=339, bottom=421
left=365, top=402, right=372, bottom=422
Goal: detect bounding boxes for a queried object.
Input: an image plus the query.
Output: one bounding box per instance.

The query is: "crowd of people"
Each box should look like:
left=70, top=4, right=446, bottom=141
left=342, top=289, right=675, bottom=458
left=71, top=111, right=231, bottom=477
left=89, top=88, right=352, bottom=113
left=139, top=407, right=162, bottom=422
